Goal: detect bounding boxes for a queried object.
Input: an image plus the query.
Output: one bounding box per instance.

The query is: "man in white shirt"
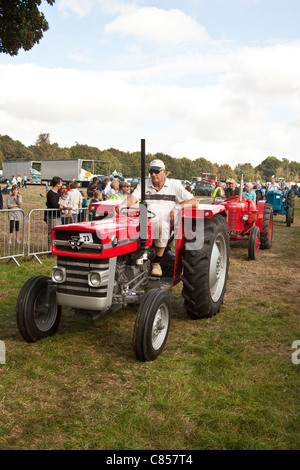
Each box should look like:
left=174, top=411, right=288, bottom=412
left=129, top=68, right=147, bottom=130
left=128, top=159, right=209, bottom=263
left=116, top=159, right=197, bottom=276
left=267, top=177, right=281, bottom=192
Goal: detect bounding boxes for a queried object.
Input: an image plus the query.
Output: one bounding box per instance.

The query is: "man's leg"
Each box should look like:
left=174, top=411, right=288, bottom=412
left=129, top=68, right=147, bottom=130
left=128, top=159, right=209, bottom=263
left=151, top=218, right=170, bottom=277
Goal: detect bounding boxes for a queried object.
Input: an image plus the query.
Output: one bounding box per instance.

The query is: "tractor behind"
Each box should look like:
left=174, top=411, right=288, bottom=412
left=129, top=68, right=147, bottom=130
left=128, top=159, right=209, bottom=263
left=266, top=187, right=295, bottom=226
left=217, top=177, right=273, bottom=260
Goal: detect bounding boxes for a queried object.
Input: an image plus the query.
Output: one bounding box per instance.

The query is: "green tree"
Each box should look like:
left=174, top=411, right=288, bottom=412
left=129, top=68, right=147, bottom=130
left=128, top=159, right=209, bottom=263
left=218, top=164, right=236, bottom=180
left=255, top=156, right=282, bottom=181
left=234, top=163, right=255, bottom=182
left=0, top=0, right=55, bottom=56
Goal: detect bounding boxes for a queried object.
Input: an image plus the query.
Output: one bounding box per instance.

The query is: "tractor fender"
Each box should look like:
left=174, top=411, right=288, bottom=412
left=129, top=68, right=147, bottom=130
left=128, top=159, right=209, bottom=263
left=255, top=200, right=265, bottom=232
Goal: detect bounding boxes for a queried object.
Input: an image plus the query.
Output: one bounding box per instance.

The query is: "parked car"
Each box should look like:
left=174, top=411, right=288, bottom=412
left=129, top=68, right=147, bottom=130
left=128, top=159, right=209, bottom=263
left=194, top=181, right=213, bottom=196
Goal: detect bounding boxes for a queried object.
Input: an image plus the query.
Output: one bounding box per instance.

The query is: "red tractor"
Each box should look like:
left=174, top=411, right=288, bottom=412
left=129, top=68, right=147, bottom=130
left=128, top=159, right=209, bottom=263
left=16, top=140, right=230, bottom=362
left=218, top=179, right=273, bottom=259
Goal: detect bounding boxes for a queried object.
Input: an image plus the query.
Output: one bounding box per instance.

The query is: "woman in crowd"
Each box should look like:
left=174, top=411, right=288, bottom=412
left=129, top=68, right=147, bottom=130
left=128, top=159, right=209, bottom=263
left=243, top=182, right=256, bottom=204
left=68, top=181, right=82, bottom=223
left=7, top=185, right=23, bottom=244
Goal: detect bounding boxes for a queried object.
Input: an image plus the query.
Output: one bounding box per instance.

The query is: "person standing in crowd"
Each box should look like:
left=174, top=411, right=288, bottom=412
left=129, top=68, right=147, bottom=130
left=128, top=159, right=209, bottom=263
left=40, top=183, right=50, bottom=197
left=46, top=176, right=64, bottom=256
left=22, top=174, right=27, bottom=188
left=105, top=179, right=119, bottom=199
left=267, top=177, right=281, bottom=192
left=243, top=182, right=256, bottom=204
left=225, top=179, right=240, bottom=198
left=102, top=176, right=111, bottom=199
left=0, top=184, right=3, bottom=209
left=213, top=182, right=226, bottom=199
left=7, top=185, right=22, bottom=244
left=86, top=190, right=94, bottom=221
left=59, top=190, right=73, bottom=225
left=87, top=177, right=102, bottom=195
left=109, top=181, right=131, bottom=201
left=68, top=181, right=81, bottom=223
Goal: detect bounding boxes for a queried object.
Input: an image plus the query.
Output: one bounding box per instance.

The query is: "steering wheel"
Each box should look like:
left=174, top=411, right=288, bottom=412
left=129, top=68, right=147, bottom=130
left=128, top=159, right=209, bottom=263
left=120, top=206, right=156, bottom=219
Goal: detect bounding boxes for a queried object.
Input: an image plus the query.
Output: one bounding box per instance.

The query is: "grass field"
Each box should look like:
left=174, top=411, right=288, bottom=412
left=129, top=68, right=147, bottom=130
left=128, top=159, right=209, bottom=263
left=0, top=185, right=299, bottom=450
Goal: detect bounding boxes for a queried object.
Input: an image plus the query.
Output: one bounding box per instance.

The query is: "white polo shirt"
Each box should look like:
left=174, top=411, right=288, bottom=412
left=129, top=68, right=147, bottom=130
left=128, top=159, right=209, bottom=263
left=132, top=177, right=194, bottom=220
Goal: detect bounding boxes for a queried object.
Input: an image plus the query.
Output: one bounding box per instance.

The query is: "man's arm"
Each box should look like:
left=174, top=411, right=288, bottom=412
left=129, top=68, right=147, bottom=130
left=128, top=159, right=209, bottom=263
left=115, top=194, right=138, bottom=213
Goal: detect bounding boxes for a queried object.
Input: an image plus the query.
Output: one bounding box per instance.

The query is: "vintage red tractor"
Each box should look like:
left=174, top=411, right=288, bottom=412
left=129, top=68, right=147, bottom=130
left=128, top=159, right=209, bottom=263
left=16, top=140, right=230, bottom=361
left=218, top=178, right=273, bottom=260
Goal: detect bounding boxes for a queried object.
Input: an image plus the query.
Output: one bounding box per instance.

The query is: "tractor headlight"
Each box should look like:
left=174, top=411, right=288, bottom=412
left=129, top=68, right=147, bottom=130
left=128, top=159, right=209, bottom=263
left=242, top=214, right=249, bottom=221
left=88, top=271, right=103, bottom=287
left=89, top=205, right=96, bottom=212
left=52, top=267, right=66, bottom=283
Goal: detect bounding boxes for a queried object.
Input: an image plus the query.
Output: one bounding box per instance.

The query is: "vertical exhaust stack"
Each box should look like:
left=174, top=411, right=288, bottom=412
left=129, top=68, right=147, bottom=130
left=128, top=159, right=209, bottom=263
left=139, top=139, right=148, bottom=245
left=239, top=174, right=244, bottom=202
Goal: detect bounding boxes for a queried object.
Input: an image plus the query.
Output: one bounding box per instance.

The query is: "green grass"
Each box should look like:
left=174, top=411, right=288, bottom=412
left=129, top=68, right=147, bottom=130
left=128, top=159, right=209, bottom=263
left=0, top=187, right=299, bottom=450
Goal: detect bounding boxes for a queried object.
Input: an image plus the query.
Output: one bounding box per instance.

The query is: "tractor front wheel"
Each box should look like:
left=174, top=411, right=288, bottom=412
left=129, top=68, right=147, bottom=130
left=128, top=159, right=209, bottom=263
left=248, top=226, right=260, bottom=260
left=181, top=215, right=229, bottom=319
left=133, top=289, right=171, bottom=362
left=16, top=276, right=61, bottom=342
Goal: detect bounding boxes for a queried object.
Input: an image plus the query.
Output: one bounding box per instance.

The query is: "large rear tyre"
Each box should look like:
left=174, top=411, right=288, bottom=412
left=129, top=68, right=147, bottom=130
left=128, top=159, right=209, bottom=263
left=181, top=215, right=229, bottom=319
left=248, top=226, right=260, bottom=260
left=260, top=203, right=273, bottom=249
left=16, top=275, right=61, bottom=342
left=133, top=289, right=171, bottom=362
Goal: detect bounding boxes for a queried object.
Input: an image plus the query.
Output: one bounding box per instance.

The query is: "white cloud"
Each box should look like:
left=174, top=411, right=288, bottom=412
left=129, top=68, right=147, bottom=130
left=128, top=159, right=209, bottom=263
left=1, top=37, right=300, bottom=167
left=104, top=7, right=210, bottom=45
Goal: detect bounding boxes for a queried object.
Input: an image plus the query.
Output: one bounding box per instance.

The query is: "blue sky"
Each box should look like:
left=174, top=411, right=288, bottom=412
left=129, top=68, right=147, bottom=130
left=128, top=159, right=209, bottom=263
left=1, top=0, right=300, bottom=167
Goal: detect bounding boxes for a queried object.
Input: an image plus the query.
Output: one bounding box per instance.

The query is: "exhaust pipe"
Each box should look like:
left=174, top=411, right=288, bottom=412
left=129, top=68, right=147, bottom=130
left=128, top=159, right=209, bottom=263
left=239, top=174, right=244, bottom=202
left=139, top=139, right=148, bottom=244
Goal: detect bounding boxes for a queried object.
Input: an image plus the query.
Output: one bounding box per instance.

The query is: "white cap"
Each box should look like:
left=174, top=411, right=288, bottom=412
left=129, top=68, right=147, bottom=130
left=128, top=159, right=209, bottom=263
left=149, top=159, right=165, bottom=171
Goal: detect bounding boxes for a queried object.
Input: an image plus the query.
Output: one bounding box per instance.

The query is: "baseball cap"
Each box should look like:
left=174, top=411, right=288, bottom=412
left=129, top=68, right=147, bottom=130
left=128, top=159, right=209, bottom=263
left=149, top=159, right=165, bottom=171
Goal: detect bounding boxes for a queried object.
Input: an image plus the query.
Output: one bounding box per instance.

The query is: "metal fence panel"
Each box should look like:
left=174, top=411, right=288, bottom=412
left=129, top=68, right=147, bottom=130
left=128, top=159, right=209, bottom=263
left=0, top=209, right=26, bottom=265
left=27, top=207, right=89, bottom=263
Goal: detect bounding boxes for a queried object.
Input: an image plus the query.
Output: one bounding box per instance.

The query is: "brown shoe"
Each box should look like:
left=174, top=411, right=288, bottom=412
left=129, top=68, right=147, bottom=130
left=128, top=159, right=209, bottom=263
left=151, top=262, right=162, bottom=277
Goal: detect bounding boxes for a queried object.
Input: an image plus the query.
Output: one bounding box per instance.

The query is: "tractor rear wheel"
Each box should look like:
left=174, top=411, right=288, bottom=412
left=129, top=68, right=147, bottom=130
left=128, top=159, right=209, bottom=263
left=286, top=207, right=294, bottom=226
left=260, top=203, right=273, bottom=249
left=181, top=215, right=229, bottom=319
left=133, top=289, right=171, bottom=362
left=16, top=276, right=61, bottom=342
left=286, top=188, right=295, bottom=210
left=248, top=226, right=260, bottom=260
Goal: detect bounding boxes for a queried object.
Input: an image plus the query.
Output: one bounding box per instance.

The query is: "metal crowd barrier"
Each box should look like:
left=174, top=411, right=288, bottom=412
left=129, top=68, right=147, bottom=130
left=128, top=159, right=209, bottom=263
left=27, top=207, right=89, bottom=264
left=0, top=209, right=26, bottom=266
left=0, top=207, right=88, bottom=266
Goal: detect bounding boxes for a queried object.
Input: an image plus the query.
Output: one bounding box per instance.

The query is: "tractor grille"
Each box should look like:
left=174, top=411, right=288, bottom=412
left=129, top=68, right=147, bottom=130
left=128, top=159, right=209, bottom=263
left=56, top=256, right=109, bottom=298
left=227, top=211, right=237, bottom=230
left=53, top=229, right=102, bottom=255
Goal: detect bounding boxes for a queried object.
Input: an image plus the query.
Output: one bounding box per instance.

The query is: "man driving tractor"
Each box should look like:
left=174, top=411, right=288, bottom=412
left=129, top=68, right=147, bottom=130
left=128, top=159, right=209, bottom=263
left=116, top=159, right=198, bottom=277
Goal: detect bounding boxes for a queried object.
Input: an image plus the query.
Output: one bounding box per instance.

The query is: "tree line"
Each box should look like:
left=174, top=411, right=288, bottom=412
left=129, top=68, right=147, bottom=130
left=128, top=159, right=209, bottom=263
left=0, top=133, right=299, bottom=182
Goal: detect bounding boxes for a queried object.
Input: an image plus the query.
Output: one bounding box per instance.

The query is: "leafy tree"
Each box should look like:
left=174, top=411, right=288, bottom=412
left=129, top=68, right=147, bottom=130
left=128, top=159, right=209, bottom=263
left=0, top=0, right=55, bottom=56
left=234, top=163, right=255, bottom=182
left=0, top=134, right=35, bottom=160
left=218, top=164, right=237, bottom=180
left=255, top=156, right=282, bottom=181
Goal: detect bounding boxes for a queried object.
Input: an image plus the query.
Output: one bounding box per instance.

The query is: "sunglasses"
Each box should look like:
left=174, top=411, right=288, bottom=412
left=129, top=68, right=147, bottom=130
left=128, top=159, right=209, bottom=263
left=149, top=169, right=162, bottom=175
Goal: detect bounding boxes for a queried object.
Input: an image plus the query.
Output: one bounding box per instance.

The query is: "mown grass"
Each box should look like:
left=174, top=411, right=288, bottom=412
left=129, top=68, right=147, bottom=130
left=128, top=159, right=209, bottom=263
left=0, top=187, right=299, bottom=450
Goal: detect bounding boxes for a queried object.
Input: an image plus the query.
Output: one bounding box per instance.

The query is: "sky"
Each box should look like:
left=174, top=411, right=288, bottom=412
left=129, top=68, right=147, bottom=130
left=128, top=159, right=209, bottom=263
left=1, top=0, right=300, bottom=168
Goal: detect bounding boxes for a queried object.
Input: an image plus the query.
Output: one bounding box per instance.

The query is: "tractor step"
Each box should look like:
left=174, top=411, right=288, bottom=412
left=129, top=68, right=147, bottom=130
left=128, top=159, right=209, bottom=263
left=147, top=277, right=173, bottom=290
